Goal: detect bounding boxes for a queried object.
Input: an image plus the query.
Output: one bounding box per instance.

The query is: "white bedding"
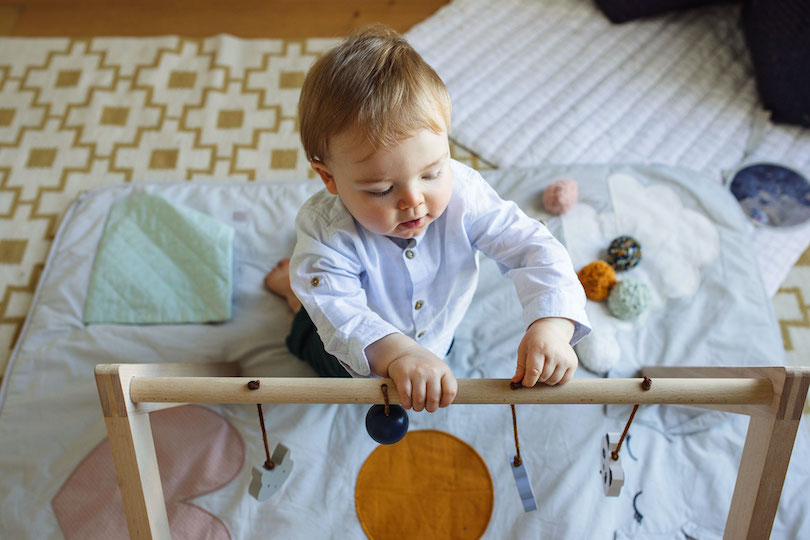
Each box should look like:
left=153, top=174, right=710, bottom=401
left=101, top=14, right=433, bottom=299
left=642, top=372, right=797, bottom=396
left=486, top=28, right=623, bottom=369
left=0, top=166, right=808, bottom=539
left=406, top=0, right=810, bottom=297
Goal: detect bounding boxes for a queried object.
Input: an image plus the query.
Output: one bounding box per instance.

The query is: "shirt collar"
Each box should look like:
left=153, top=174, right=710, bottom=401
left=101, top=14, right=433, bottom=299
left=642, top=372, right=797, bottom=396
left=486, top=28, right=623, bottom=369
left=387, top=228, right=427, bottom=249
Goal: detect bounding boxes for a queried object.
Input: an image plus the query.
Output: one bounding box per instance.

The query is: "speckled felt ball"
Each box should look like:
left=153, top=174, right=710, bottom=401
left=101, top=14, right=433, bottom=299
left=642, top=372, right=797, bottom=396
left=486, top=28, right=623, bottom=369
left=606, top=236, right=642, bottom=271
left=542, top=178, right=579, bottom=215
left=577, top=260, right=617, bottom=301
left=607, top=279, right=651, bottom=320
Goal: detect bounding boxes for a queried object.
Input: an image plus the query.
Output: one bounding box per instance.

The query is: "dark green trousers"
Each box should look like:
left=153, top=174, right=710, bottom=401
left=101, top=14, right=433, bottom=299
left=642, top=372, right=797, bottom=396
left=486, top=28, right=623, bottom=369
left=286, top=308, right=351, bottom=378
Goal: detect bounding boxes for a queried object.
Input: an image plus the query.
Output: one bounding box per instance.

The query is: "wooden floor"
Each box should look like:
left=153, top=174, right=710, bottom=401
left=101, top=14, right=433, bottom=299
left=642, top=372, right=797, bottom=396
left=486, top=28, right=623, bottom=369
left=0, top=0, right=449, bottom=37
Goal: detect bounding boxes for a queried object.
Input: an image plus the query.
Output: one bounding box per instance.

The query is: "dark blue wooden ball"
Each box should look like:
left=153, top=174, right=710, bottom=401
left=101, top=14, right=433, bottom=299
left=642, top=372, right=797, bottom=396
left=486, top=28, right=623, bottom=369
left=365, top=404, right=409, bottom=445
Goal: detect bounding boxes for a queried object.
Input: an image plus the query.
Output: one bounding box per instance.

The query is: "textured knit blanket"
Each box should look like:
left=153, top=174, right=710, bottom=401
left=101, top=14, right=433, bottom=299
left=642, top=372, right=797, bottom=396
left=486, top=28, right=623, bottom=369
left=406, top=0, right=810, bottom=296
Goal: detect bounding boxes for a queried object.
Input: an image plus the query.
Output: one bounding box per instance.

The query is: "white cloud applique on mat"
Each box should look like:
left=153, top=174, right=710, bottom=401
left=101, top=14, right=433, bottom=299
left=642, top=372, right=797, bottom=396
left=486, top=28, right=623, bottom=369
left=562, top=173, right=719, bottom=373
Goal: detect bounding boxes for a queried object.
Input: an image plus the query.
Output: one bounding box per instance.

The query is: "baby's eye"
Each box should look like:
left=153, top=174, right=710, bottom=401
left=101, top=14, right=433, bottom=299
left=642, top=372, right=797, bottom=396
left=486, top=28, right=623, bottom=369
left=423, top=170, right=442, bottom=180
left=368, top=186, right=393, bottom=197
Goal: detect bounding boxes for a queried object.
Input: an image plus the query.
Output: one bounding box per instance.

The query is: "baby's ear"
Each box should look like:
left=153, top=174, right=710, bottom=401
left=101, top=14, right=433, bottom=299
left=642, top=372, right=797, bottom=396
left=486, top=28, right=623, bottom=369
left=311, top=161, right=338, bottom=195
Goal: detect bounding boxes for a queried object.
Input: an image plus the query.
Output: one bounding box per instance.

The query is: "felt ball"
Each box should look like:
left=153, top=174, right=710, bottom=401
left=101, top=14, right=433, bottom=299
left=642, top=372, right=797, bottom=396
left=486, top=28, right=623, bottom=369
left=542, top=178, right=579, bottom=215
left=577, top=260, right=617, bottom=301
left=575, top=329, right=621, bottom=375
left=607, top=236, right=642, bottom=271
left=365, top=404, right=409, bottom=445
left=607, top=279, right=651, bottom=320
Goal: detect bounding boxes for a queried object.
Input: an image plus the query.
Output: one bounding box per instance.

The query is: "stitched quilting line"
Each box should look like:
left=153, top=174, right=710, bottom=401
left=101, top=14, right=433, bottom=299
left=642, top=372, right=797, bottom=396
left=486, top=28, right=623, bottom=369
left=454, top=3, right=610, bottom=131
left=409, top=0, right=517, bottom=85
left=454, top=6, right=593, bottom=133
left=558, top=16, right=718, bottom=164
left=458, top=2, right=640, bottom=149
left=680, top=75, right=757, bottom=171
left=495, top=9, right=701, bottom=164
left=120, top=218, right=229, bottom=311
left=130, top=196, right=231, bottom=283
left=89, top=232, right=220, bottom=320
left=607, top=26, right=743, bottom=165
left=654, top=58, right=750, bottom=170
left=445, top=2, right=558, bottom=91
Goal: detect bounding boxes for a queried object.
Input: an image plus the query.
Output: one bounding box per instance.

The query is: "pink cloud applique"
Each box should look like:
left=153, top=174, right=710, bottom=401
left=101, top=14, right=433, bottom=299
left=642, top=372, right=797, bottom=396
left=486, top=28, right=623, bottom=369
left=52, top=405, right=244, bottom=539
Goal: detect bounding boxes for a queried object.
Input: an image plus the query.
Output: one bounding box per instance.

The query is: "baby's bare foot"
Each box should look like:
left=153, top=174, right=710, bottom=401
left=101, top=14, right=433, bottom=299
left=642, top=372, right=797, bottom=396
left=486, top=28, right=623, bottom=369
left=265, top=259, right=302, bottom=312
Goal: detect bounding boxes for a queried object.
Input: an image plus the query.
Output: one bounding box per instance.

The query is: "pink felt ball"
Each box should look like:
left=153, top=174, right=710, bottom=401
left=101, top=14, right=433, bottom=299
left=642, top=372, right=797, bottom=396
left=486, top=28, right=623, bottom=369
left=542, top=179, right=579, bottom=215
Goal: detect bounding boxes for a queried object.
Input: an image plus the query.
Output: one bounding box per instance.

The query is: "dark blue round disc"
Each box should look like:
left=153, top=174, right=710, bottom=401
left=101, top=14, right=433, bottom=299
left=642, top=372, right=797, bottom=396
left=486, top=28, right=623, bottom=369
left=730, top=163, right=810, bottom=228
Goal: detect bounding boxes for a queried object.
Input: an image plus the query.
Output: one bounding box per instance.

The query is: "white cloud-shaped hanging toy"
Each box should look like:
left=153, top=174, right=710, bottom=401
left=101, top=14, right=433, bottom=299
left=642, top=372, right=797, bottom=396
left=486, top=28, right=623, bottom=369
left=562, top=173, right=719, bottom=374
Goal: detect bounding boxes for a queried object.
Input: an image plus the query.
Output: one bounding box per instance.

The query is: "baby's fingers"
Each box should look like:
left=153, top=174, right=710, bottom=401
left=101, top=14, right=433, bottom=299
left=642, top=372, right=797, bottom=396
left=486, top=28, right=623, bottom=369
left=512, top=360, right=526, bottom=384
left=560, top=361, right=576, bottom=385
left=520, top=360, right=545, bottom=387
left=512, top=341, right=527, bottom=383
left=544, top=363, right=567, bottom=386
left=395, top=377, right=413, bottom=410
left=538, top=356, right=556, bottom=384
left=439, top=373, right=458, bottom=408
left=424, top=377, right=442, bottom=413
left=410, top=379, right=427, bottom=412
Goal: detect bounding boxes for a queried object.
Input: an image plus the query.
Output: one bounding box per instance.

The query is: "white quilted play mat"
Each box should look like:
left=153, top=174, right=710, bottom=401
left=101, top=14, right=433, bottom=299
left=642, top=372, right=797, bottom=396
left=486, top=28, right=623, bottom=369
left=406, top=0, right=810, bottom=297
left=0, top=164, right=808, bottom=539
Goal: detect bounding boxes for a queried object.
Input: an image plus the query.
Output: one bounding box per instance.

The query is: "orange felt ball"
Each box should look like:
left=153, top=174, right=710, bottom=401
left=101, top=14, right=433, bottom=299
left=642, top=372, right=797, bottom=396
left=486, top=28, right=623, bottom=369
left=577, top=260, right=617, bottom=301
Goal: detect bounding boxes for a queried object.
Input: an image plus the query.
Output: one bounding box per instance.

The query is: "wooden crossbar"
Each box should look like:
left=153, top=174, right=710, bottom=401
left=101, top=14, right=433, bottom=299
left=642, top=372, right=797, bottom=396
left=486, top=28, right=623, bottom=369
left=95, top=363, right=810, bottom=540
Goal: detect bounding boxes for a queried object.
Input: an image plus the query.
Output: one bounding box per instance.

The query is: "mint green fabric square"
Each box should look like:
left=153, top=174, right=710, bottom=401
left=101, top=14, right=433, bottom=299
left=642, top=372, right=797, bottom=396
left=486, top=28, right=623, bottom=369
left=83, top=194, right=234, bottom=324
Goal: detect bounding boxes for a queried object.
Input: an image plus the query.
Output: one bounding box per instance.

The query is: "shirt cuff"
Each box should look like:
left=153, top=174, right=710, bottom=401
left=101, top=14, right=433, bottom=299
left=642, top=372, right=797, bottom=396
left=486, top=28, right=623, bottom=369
left=521, top=293, right=592, bottom=346
left=343, top=319, right=402, bottom=377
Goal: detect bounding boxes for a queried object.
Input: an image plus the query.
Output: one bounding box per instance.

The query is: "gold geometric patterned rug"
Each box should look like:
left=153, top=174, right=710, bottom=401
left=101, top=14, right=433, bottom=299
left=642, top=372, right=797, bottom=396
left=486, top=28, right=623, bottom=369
left=0, top=35, right=492, bottom=379
left=1, top=36, right=807, bottom=424
left=774, top=249, right=810, bottom=419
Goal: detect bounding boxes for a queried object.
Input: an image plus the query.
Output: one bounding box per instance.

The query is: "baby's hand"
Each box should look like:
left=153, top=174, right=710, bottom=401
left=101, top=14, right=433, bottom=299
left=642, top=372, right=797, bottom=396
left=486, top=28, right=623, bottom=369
left=387, top=349, right=457, bottom=412
left=513, top=318, right=577, bottom=387
left=366, top=333, right=457, bottom=412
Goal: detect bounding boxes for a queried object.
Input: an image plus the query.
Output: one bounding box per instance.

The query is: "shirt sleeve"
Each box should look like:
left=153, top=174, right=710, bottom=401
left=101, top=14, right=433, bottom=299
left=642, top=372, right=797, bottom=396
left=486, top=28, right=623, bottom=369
left=463, top=171, right=591, bottom=345
left=289, top=208, right=401, bottom=377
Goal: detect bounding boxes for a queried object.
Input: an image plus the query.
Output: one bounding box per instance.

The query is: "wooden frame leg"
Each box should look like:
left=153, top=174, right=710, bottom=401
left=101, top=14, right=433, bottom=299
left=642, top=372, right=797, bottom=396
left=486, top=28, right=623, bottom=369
left=96, top=369, right=170, bottom=540
left=725, top=413, right=803, bottom=539
left=643, top=365, right=810, bottom=540
left=724, top=368, right=809, bottom=540
left=95, top=362, right=240, bottom=540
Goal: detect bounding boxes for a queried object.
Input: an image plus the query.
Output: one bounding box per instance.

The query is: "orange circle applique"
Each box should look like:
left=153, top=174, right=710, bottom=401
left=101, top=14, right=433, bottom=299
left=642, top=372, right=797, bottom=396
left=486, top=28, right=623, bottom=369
left=355, top=429, right=493, bottom=540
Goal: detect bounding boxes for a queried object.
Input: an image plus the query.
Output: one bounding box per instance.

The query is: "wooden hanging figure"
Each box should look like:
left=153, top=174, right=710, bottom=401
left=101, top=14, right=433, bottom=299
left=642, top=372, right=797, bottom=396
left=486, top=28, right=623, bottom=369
left=247, top=382, right=294, bottom=502
left=600, top=377, right=651, bottom=497
left=600, top=432, right=624, bottom=497
left=509, top=404, right=537, bottom=512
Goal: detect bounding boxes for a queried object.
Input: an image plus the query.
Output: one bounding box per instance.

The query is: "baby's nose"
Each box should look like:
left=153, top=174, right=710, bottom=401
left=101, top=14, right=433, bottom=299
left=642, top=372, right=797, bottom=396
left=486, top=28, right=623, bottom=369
left=399, top=188, right=424, bottom=209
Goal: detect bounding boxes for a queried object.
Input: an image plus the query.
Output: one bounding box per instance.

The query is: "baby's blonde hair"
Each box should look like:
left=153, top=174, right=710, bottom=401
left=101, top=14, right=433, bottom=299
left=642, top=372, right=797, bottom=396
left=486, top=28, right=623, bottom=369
left=298, top=24, right=451, bottom=163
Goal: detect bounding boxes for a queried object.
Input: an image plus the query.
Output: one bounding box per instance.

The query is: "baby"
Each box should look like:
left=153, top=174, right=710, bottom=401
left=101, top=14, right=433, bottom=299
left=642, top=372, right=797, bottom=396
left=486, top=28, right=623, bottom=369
left=267, top=25, right=590, bottom=413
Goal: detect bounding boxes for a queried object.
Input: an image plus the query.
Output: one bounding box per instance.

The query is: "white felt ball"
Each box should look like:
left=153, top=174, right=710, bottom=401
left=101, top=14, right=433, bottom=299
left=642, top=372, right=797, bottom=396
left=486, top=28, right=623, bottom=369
left=575, top=328, right=621, bottom=375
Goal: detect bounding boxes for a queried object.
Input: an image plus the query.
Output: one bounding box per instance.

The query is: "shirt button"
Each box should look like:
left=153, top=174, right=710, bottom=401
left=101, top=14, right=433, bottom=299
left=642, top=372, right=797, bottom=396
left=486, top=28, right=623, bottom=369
left=405, top=249, right=415, bottom=259
left=310, top=277, right=320, bottom=287
left=415, top=301, right=423, bottom=310
left=417, top=331, right=425, bottom=338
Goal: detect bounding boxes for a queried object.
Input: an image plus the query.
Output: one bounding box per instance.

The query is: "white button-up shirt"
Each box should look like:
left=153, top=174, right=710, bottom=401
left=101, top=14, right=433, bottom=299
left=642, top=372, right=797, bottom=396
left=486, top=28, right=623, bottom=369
left=290, top=159, right=590, bottom=376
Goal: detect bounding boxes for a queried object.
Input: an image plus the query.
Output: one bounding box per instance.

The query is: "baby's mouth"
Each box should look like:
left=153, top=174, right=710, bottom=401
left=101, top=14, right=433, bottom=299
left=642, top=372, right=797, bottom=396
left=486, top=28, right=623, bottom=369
left=400, top=217, right=425, bottom=229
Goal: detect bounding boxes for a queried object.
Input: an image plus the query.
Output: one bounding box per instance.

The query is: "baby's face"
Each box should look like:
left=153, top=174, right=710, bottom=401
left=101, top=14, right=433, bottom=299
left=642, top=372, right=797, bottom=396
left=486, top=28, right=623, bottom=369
left=313, top=126, right=452, bottom=239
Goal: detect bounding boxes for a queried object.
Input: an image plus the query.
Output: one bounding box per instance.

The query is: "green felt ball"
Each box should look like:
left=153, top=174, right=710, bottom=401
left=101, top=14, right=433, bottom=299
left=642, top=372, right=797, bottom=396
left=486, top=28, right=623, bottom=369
left=607, top=279, right=651, bottom=320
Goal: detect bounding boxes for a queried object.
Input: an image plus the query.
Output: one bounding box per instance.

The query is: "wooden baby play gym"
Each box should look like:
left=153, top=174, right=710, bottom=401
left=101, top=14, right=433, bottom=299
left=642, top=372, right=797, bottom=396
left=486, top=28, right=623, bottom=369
left=96, top=362, right=809, bottom=539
